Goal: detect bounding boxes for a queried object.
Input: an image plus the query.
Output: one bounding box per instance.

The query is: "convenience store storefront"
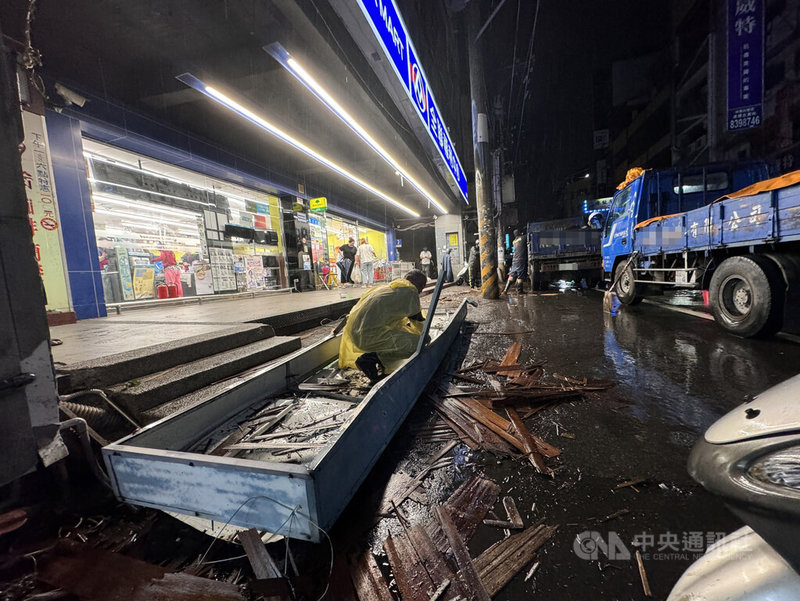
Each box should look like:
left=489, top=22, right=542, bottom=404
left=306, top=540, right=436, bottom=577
left=325, top=215, right=389, bottom=283
left=84, top=141, right=286, bottom=305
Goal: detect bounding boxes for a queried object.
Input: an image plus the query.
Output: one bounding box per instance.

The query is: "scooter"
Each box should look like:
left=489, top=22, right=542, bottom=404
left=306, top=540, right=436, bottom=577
left=667, top=373, right=800, bottom=600
left=455, top=263, right=469, bottom=286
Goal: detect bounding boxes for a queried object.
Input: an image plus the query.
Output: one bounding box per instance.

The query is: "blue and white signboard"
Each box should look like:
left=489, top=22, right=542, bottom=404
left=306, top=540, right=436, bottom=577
left=727, top=0, right=763, bottom=131
left=357, top=0, right=469, bottom=202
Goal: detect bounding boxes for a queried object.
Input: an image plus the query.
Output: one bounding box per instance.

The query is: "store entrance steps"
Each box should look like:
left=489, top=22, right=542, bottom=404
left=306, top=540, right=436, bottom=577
left=106, top=335, right=302, bottom=420
left=57, top=324, right=276, bottom=393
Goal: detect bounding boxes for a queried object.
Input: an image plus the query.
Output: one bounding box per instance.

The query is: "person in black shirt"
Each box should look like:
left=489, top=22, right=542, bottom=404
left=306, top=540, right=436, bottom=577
left=340, top=238, right=357, bottom=286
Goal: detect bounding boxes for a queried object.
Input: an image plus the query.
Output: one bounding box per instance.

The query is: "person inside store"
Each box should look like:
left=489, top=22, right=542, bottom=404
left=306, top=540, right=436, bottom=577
left=339, top=238, right=357, bottom=286
left=297, top=236, right=312, bottom=292
left=180, top=251, right=200, bottom=271
left=356, top=237, right=377, bottom=288
left=152, top=248, right=183, bottom=297
left=98, top=248, right=109, bottom=271
left=502, top=228, right=528, bottom=295
left=339, top=269, right=428, bottom=382
left=419, top=247, right=432, bottom=278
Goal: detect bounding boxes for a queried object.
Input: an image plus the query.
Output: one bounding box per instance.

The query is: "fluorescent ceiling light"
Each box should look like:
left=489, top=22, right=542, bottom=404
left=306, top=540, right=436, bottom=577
left=265, top=43, right=448, bottom=215
left=176, top=73, right=420, bottom=218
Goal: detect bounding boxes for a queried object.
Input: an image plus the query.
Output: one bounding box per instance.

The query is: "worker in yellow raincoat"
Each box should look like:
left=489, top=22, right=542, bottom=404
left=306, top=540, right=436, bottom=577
left=339, top=269, right=428, bottom=381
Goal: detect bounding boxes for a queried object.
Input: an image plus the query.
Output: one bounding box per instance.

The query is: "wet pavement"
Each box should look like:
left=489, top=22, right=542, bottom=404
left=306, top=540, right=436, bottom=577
left=7, top=284, right=800, bottom=600
left=332, top=286, right=800, bottom=600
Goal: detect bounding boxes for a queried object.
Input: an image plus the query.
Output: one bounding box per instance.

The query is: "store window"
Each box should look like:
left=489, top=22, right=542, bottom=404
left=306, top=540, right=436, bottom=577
left=84, top=140, right=287, bottom=304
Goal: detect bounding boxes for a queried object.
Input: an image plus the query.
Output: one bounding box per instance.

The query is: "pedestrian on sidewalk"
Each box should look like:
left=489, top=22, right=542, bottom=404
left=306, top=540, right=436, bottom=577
left=356, top=238, right=377, bottom=287
left=503, top=229, right=528, bottom=294
left=419, top=247, right=432, bottom=278
left=340, top=238, right=357, bottom=286
left=339, top=269, right=428, bottom=381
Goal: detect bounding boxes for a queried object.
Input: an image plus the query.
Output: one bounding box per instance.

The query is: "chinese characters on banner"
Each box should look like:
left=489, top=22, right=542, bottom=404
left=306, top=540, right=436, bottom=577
left=727, top=0, right=763, bottom=131
left=20, top=111, right=70, bottom=311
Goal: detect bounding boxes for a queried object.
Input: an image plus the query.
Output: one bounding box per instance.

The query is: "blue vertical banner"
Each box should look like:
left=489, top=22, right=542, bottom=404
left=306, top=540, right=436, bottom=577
left=727, top=0, right=764, bottom=131
left=356, top=0, right=468, bottom=202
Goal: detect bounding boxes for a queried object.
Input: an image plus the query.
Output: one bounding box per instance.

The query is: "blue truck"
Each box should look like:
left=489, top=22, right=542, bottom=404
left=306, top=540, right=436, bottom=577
left=601, top=162, right=800, bottom=337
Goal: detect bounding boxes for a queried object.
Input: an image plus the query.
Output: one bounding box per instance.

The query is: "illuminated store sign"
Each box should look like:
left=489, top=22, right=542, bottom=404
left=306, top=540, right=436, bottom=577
left=357, top=0, right=468, bottom=202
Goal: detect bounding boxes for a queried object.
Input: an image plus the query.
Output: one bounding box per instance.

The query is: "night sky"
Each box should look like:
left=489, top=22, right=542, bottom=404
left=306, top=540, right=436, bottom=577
left=482, top=0, right=671, bottom=221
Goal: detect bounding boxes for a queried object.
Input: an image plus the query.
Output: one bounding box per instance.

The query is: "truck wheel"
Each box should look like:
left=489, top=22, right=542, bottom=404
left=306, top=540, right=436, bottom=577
left=709, top=255, right=784, bottom=338
left=614, top=261, right=642, bottom=305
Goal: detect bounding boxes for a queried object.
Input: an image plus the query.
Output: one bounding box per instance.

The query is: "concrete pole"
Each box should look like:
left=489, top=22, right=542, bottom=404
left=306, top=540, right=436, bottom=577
left=0, top=21, right=61, bottom=485
left=467, top=1, right=499, bottom=299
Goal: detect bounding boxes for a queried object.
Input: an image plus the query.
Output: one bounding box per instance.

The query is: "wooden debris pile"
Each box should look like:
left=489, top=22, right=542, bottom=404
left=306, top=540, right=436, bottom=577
left=189, top=397, right=357, bottom=465
left=430, top=342, right=614, bottom=476
left=346, top=476, right=558, bottom=601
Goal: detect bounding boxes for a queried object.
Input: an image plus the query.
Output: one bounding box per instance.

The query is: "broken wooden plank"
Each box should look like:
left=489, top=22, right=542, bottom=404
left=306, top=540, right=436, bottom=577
left=505, top=408, right=552, bottom=475
left=429, top=475, right=501, bottom=553
left=502, top=496, right=524, bottom=528
left=238, top=528, right=282, bottom=580
left=36, top=539, right=245, bottom=601
left=430, top=396, right=516, bottom=456
left=499, top=343, right=523, bottom=379
left=615, top=477, right=647, bottom=490
left=472, top=524, right=558, bottom=597
left=251, top=422, right=341, bottom=441
left=384, top=532, right=437, bottom=601
left=602, top=508, right=630, bottom=522
left=449, top=372, right=484, bottom=386
left=482, top=519, right=518, bottom=529
left=635, top=549, right=653, bottom=597
left=553, top=373, right=616, bottom=390
left=435, top=507, right=490, bottom=601
left=224, top=442, right=325, bottom=451
left=406, top=526, right=465, bottom=601
left=349, top=551, right=394, bottom=601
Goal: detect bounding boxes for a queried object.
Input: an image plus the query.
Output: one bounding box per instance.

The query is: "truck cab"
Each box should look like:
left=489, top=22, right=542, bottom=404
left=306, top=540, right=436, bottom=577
left=602, top=162, right=771, bottom=278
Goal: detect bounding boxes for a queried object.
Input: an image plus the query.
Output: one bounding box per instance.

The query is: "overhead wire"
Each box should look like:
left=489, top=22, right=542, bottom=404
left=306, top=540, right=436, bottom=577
left=512, top=0, right=541, bottom=167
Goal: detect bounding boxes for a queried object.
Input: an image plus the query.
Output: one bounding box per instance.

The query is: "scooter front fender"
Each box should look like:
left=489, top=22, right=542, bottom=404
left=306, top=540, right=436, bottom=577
left=667, top=526, right=800, bottom=601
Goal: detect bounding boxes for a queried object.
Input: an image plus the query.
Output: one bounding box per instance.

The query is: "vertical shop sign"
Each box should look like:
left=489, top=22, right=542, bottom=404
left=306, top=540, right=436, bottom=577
left=356, top=0, right=468, bottom=202
left=727, top=0, right=763, bottom=131
left=20, top=111, right=70, bottom=311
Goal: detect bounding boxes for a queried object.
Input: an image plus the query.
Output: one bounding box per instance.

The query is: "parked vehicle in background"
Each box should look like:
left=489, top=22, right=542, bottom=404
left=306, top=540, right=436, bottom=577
left=598, top=162, right=800, bottom=338
left=527, top=212, right=607, bottom=290
left=667, top=374, right=800, bottom=600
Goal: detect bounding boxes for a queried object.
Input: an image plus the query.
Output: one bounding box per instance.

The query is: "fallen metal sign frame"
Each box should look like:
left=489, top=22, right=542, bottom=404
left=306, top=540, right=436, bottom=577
left=102, top=300, right=468, bottom=542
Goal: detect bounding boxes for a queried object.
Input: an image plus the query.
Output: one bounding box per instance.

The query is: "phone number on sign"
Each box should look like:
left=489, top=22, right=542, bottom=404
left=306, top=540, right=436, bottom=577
left=729, top=114, right=761, bottom=130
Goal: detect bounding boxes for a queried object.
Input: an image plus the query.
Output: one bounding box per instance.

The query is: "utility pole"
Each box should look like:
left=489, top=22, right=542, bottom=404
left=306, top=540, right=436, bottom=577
left=467, top=0, right=499, bottom=299
left=0, top=19, right=63, bottom=486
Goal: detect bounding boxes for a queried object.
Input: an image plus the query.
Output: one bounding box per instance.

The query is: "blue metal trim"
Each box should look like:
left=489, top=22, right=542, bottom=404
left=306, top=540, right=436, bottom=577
left=45, top=111, right=106, bottom=320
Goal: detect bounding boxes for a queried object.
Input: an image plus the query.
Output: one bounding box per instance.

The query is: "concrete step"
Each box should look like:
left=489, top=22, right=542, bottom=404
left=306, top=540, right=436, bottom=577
left=108, top=335, right=301, bottom=418
left=57, top=324, right=275, bottom=392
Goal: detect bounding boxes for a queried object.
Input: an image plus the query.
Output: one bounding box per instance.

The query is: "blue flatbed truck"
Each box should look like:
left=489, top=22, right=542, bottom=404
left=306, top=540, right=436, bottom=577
left=601, top=162, right=800, bottom=337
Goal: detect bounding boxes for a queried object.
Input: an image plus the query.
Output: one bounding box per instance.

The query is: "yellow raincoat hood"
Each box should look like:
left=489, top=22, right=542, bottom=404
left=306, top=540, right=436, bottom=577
left=339, top=279, right=425, bottom=373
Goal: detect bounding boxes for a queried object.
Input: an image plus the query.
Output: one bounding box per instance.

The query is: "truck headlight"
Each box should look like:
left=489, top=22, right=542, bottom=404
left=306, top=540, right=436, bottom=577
left=747, top=447, right=800, bottom=491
